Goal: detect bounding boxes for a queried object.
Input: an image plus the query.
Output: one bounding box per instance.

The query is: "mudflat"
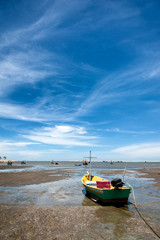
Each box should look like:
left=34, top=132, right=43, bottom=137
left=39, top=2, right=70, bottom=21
left=137, top=168, right=160, bottom=188
left=0, top=166, right=160, bottom=240
left=0, top=169, right=72, bottom=187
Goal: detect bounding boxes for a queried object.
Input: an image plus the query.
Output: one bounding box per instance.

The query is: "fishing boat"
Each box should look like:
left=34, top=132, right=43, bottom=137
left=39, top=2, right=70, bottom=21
left=81, top=151, right=131, bottom=204
left=83, top=160, right=88, bottom=165
left=81, top=172, right=132, bottom=204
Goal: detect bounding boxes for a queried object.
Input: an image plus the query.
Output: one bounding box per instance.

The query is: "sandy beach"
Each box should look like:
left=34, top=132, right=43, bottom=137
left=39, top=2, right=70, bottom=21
left=0, top=164, right=160, bottom=240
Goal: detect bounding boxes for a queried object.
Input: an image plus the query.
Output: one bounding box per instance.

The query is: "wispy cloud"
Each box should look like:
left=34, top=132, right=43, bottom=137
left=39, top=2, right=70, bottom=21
left=76, top=61, right=160, bottom=116
left=0, top=0, right=159, bottom=162
left=0, top=100, right=79, bottom=122
left=106, top=128, right=156, bottom=134
left=0, top=0, right=90, bottom=48
left=0, top=1, right=92, bottom=99
left=0, top=103, right=45, bottom=122
left=0, top=0, right=159, bottom=121
left=1, top=58, right=159, bottom=122
left=0, top=141, right=38, bottom=153
left=22, top=125, right=97, bottom=147
left=112, top=142, right=160, bottom=160
left=0, top=0, right=141, bottom=48
left=0, top=49, right=63, bottom=97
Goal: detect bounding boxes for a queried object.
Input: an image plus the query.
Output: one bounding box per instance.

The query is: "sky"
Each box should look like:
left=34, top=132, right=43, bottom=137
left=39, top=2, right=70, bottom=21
left=0, top=0, right=160, bottom=161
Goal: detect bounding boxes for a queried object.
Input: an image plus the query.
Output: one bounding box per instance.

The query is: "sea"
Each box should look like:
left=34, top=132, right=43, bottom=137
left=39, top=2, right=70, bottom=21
left=1, top=160, right=159, bottom=173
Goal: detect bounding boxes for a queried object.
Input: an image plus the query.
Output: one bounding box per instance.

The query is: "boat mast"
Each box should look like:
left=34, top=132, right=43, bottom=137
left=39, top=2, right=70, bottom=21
left=84, top=150, right=96, bottom=180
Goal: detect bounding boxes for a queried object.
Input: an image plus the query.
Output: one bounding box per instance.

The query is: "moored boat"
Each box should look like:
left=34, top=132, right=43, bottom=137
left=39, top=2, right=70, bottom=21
left=81, top=172, right=132, bottom=204
left=83, top=160, right=88, bottom=165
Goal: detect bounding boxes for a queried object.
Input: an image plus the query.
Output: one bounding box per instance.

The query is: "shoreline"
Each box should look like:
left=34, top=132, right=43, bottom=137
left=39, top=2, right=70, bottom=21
left=1, top=160, right=160, bottom=164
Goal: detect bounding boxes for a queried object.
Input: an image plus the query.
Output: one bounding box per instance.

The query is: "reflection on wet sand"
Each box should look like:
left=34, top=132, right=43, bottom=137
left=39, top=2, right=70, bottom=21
left=95, top=206, right=132, bottom=239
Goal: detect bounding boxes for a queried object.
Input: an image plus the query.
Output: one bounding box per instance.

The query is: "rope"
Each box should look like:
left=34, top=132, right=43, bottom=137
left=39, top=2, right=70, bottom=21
left=127, top=182, right=160, bottom=239
left=122, top=162, right=127, bottom=182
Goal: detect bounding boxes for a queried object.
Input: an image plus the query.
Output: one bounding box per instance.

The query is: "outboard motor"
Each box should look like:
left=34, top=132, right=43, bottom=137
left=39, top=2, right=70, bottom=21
left=111, top=178, right=124, bottom=189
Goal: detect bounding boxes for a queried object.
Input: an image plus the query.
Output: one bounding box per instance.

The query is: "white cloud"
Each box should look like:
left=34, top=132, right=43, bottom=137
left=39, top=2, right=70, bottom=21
left=54, top=125, right=87, bottom=134
left=0, top=0, right=159, bottom=122
left=0, top=103, right=45, bottom=122
left=22, top=125, right=97, bottom=147
left=0, top=0, right=89, bottom=48
left=75, top=61, right=160, bottom=116
left=0, top=101, right=79, bottom=122
left=106, top=128, right=156, bottom=134
left=0, top=50, right=60, bottom=97
left=0, top=141, right=38, bottom=154
left=1, top=142, right=38, bottom=147
left=112, top=142, right=160, bottom=160
left=0, top=0, right=141, bottom=48
left=0, top=141, right=68, bottom=161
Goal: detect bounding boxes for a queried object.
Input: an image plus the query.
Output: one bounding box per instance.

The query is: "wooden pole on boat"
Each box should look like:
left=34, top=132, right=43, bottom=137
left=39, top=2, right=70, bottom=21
left=84, top=151, right=96, bottom=180
left=89, top=151, right=92, bottom=180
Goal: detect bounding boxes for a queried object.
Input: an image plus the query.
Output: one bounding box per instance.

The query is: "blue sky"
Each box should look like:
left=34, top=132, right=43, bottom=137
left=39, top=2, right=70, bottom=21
left=0, top=0, right=160, bottom=161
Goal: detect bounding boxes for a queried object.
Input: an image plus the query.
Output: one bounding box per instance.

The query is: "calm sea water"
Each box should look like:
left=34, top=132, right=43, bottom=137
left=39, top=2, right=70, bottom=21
left=20, top=161, right=160, bottom=170
left=1, top=161, right=160, bottom=173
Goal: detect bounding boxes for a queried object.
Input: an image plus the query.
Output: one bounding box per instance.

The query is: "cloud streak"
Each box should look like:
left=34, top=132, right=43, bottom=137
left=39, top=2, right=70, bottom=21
left=0, top=0, right=159, bottom=122
left=0, top=0, right=141, bottom=48
left=76, top=61, right=160, bottom=116
left=112, top=142, right=160, bottom=160
left=106, top=128, right=156, bottom=135
left=22, top=125, right=97, bottom=147
left=0, top=49, right=64, bottom=97
left=0, top=141, right=39, bottom=154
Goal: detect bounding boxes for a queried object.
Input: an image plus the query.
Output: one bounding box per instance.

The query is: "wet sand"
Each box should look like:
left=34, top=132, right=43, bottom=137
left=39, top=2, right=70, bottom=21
left=0, top=166, right=160, bottom=239
left=136, top=168, right=160, bottom=188
left=0, top=203, right=159, bottom=240
left=0, top=169, right=72, bottom=187
left=0, top=204, right=159, bottom=240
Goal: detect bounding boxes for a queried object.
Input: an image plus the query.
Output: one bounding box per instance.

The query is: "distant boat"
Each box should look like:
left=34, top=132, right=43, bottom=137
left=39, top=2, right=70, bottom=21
left=21, top=161, right=26, bottom=164
left=7, top=160, right=12, bottom=166
left=51, top=160, right=59, bottom=165
left=81, top=172, right=132, bottom=204
left=83, top=160, right=88, bottom=165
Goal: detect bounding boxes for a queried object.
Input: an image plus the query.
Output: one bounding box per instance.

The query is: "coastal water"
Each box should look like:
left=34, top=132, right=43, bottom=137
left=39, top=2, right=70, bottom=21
left=22, top=160, right=160, bottom=170
left=0, top=161, right=159, bottom=173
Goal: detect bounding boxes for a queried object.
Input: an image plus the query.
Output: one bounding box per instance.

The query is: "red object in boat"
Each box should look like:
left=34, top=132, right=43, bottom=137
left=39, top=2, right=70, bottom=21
left=96, top=181, right=111, bottom=189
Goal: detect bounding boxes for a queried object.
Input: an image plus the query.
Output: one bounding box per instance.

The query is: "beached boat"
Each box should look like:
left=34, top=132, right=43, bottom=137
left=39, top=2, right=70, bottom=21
left=81, top=172, right=132, bottom=204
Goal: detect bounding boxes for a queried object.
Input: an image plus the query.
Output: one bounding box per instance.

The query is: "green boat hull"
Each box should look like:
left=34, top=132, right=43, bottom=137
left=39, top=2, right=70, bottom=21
left=84, top=185, right=131, bottom=204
